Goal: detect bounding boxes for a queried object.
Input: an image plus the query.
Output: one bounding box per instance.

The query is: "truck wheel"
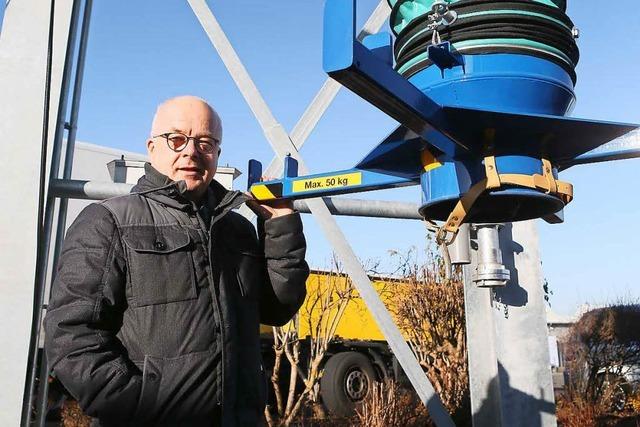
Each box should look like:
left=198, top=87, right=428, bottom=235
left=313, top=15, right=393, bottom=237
left=320, top=351, right=377, bottom=416
left=599, top=373, right=631, bottom=412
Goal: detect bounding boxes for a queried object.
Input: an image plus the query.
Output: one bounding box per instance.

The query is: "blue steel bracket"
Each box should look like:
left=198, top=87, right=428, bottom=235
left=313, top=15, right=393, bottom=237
left=248, top=125, right=432, bottom=201
left=247, top=159, right=263, bottom=189
left=283, top=155, right=299, bottom=178
left=427, top=41, right=465, bottom=76
left=362, top=32, right=393, bottom=67
left=247, top=156, right=299, bottom=191
left=323, top=0, right=469, bottom=158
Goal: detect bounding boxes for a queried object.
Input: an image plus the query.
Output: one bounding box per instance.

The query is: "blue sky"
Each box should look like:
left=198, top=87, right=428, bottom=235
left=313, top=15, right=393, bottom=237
left=2, top=1, right=638, bottom=315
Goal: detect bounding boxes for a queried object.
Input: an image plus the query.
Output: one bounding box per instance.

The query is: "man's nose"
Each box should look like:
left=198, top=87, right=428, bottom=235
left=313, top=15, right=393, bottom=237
left=181, top=138, right=200, bottom=156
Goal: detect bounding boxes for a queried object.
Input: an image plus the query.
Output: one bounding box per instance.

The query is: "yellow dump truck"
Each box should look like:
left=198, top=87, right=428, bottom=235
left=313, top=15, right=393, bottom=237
left=260, top=270, right=408, bottom=416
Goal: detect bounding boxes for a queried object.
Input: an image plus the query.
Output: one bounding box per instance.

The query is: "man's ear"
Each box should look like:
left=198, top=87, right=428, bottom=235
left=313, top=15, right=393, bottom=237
left=146, top=138, right=155, bottom=154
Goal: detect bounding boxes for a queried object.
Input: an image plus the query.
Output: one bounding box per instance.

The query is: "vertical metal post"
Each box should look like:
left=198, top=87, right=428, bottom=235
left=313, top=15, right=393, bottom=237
left=463, top=249, right=503, bottom=426
left=464, top=221, right=557, bottom=426
left=21, top=0, right=82, bottom=424
left=34, top=2, right=93, bottom=425
left=51, top=0, right=93, bottom=277
left=493, top=221, right=557, bottom=426
left=0, top=0, right=75, bottom=424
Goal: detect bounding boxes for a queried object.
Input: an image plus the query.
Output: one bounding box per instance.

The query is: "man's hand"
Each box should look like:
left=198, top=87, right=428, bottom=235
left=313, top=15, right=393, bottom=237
left=245, top=176, right=294, bottom=219
left=245, top=195, right=294, bottom=220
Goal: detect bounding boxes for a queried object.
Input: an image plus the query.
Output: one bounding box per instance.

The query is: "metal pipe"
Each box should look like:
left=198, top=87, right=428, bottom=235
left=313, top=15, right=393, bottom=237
left=49, top=179, right=132, bottom=199
left=23, top=0, right=82, bottom=424
left=49, top=178, right=424, bottom=220
left=294, top=197, right=421, bottom=219
left=448, top=223, right=471, bottom=265
left=51, top=0, right=93, bottom=284
left=473, top=224, right=510, bottom=288
left=36, top=2, right=93, bottom=425
left=34, top=352, right=50, bottom=427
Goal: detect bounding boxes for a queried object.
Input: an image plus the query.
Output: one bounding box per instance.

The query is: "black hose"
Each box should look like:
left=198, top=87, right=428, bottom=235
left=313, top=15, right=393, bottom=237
left=395, top=14, right=577, bottom=62
left=390, top=0, right=572, bottom=35
left=390, top=0, right=579, bottom=83
left=395, top=21, right=579, bottom=69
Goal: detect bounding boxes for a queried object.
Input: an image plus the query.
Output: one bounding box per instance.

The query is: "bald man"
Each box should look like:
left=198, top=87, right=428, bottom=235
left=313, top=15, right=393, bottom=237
left=44, top=96, right=309, bottom=426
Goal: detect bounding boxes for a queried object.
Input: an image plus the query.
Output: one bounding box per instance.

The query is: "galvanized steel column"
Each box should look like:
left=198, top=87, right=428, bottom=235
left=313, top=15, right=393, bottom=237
left=465, top=221, right=557, bottom=426
left=0, top=0, right=74, bottom=424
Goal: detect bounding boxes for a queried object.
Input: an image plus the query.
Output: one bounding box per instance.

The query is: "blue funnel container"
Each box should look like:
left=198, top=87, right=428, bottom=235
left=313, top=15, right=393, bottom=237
left=389, top=0, right=580, bottom=222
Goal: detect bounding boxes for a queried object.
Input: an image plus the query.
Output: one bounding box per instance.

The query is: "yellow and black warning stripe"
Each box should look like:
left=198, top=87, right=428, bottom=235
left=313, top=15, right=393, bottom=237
left=250, top=182, right=283, bottom=200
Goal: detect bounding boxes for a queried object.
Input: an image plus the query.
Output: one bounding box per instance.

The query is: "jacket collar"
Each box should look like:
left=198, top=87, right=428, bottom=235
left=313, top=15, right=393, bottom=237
left=132, top=163, right=250, bottom=214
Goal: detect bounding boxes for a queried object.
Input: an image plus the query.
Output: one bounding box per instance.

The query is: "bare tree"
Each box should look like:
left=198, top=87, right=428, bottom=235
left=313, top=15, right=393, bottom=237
left=265, top=259, right=357, bottom=426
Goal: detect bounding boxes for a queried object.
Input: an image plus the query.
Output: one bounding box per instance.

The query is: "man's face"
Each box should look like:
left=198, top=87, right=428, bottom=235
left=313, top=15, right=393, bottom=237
left=147, top=97, right=222, bottom=200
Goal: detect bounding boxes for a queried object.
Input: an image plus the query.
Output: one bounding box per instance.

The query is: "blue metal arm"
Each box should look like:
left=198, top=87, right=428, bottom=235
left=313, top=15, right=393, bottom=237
left=248, top=156, right=419, bottom=201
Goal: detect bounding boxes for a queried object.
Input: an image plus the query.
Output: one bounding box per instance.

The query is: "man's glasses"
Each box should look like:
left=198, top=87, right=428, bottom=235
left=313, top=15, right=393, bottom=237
left=152, top=132, right=220, bottom=155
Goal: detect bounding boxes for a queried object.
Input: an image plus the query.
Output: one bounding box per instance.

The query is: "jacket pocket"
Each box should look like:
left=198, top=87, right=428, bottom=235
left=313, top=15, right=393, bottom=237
left=133, top=355, right=161, bottom=422
left=234, top=249, right=264, bottom=299
left=122, top=226, right=197, bottom=307
left=134, top=350, right=221, bottom=424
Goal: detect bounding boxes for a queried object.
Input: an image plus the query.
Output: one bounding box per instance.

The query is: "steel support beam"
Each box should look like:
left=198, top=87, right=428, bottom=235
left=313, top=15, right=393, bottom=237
left=36, top=2, right=93, bottom=425
left=186, top=1, right=453, bottom=424
left=464, top=221, right=557, bottom=426
left=49, top=178, right=422, bottom=219
left=23, top=0, right=84, bottom=423
left=0, top=0, right=75, bottom=425
left=295, top=197, right=421, bottom=219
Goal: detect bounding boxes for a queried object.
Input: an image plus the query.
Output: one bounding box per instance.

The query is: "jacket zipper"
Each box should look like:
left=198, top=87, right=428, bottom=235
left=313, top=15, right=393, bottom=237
left=191, top=209, right=226, bottom=420
left=199, top=192, right=249, bottom=424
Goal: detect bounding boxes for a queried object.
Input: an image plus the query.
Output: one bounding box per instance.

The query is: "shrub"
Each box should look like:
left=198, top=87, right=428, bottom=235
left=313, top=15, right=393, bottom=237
left=389, top=249, right=470, bottom=424
left=354, top=380, right=431, bottom=427
left=559, top=303, right=640, bottom=424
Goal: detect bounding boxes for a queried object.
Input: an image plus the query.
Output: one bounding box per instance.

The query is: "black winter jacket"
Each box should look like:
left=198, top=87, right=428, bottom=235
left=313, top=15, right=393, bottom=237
left=44, top=164, right=309, bottom=426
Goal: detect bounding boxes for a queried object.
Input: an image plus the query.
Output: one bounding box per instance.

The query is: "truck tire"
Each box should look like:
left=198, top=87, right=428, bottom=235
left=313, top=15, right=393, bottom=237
left=599, top=373, right=631, bottom=412
left=320, top=351, right=377, bottom=416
